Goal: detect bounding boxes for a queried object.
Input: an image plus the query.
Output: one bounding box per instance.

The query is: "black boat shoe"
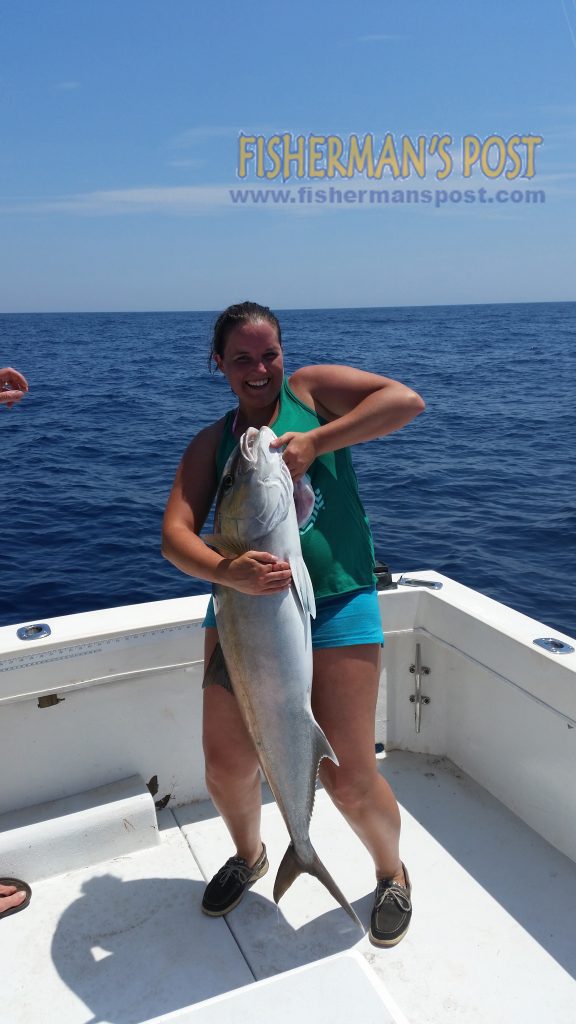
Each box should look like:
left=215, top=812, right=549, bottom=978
left=201, top=845, right=269, bottom=916
left=369, top=863, right=412, bottom=947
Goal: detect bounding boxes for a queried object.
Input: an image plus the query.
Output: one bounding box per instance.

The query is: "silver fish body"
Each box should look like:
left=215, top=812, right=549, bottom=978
left=207, top=426, right=362, bottom=929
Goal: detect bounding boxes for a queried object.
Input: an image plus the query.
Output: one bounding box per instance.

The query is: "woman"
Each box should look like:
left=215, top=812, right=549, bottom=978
left=162, top=301, right=425, bottom=946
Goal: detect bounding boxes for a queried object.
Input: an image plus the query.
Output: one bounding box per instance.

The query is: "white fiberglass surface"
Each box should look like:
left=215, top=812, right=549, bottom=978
left=1, top=754, right=575, bottom=1024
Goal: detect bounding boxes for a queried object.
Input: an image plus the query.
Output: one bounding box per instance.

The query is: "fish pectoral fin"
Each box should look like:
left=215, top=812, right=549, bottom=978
left=274, top=844, right=364, bottom=931
left=290, top=555, right=317, bottom=619
left=201, top=534, right=249, bottom=558
left=293, top=476, right=315, bottom=528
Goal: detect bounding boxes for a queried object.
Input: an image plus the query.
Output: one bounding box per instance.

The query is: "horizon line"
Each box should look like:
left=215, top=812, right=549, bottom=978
left=1, top=298, right=574, bottom=316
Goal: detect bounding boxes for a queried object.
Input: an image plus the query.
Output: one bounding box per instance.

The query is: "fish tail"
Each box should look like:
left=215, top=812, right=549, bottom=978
left=273, top=843, right=364, bottom=931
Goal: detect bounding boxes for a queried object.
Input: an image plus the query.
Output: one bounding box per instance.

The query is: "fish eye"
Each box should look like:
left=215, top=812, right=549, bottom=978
left=222, top=474, right=234, bottom=491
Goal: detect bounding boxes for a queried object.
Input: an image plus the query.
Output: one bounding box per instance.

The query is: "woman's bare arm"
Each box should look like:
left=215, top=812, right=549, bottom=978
left=161, top=421, right=292, bottom=594
left=272, top=364, right=425, bottom=479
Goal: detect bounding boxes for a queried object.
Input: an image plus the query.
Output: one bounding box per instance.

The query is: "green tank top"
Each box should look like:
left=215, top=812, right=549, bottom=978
left=215, top=378, right=377, bottom=600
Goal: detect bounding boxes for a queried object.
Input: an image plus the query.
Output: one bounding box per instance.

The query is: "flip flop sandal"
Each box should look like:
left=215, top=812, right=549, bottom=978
left=0, top=878, right=32, bottom=919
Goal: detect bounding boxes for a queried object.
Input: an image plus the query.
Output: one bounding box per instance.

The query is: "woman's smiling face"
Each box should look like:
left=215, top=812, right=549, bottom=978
left=215, top=320, right=284, bottom=406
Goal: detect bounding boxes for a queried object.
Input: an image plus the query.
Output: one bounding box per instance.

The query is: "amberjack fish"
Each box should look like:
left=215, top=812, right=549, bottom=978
left=204, top=425, right=362, bottom=929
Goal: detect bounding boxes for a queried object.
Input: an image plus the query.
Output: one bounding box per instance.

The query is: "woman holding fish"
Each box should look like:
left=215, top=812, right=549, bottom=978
left=162, top=301, right=425, bottom=946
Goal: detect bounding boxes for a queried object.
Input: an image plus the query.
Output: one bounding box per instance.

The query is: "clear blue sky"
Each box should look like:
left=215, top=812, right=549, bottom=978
left=0, top=0, right=574, bottom=312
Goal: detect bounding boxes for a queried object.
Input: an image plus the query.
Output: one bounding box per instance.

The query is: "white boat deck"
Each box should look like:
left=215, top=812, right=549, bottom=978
left=3, top=751, right=575, bottom=1024
left=2, top=573, right=576, bottom=1022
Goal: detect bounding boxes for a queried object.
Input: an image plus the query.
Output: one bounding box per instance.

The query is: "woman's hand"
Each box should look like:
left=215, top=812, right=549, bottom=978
left=0, top=367, right=29, bottom=409
left=270, top=431, right=318, bottom=482
left=217, top=550, right=292, bottom=595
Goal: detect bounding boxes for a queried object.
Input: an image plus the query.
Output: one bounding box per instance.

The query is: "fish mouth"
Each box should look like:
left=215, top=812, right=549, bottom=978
left=240, top=427, right=260, bottom=464
left=239, top=425, right=279, bottom=473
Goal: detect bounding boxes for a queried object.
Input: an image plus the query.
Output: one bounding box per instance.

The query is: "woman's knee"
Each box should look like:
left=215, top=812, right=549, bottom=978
left=203, top=719, right=260, bottom=788
left=202, top=681, right=259, bottom=780
left=204, top=743, right=259, bottom=785
left=319, top=760, right=378, bottom=812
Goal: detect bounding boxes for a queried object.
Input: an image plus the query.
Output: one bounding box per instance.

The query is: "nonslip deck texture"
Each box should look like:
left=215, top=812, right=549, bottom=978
left=1, top=752, right=575, bottom=1024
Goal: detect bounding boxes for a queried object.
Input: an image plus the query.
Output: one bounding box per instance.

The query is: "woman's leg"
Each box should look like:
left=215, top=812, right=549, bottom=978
left=202, top=628, right=263, bottom=866
left=311, top=643, right=405, bottom=884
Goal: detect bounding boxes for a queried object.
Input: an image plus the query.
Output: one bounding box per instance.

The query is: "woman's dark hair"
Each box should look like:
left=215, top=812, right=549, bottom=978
left=209, top=301, right=282, bottom=371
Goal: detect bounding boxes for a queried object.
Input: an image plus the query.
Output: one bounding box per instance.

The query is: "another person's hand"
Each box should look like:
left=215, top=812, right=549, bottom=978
left=270, top=431, right=318, bottom=482
left=0, top=882, right=28, bottom=914
left=0, top=368, right=29, bottom=409
left=217, top=550, right=292, bottom=595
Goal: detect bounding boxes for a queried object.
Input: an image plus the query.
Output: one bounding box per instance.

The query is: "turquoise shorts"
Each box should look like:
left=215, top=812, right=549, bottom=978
left=202, top=586, right=384, bottom=648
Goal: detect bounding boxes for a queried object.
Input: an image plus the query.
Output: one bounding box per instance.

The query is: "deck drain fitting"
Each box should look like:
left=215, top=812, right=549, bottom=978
left=37, top=694, right=65, bottom=709
left=17, top=623, right=51, bottom=641
left=533, top=637, right=574, bottom=655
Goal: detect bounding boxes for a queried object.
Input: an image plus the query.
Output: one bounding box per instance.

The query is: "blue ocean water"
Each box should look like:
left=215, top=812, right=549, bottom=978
left=1, top=302, right=575, bottom=637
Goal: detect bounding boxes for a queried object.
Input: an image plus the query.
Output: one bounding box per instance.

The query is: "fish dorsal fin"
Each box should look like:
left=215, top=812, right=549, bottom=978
left=290, top=554, right=316, bottom=619
left=201, top=534, right=249, bottom=558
